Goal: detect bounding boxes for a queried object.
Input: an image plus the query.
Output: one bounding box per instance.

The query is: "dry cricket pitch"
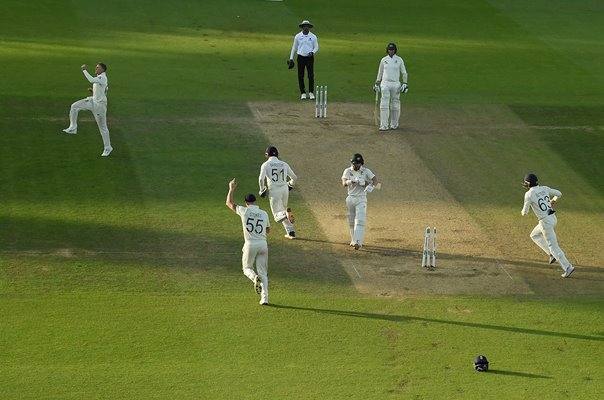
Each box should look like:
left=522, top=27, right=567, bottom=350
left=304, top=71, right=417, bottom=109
left=248, top=101, right=604, bottom=298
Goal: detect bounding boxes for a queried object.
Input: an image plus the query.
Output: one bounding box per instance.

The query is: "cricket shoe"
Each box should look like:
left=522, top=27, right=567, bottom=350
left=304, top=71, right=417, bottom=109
left=349, top=241, right=355, bottom=247
left=561, top=265, right=575, bottom=278
left=308, top=92, right=315, bottom=100
left=300, top=93, right=307, bottom=100
left=254, top=276, right=262, bottom=294
left=390, top=125, right=398, bottom=130
left=354, top=242, right=361, bottom=250
left=101, top=147, right=113, bottom=157
left=549, top=255, right=556, bottom=264
left=259, top=300, right=269, bottom=306
left=284, top=231, right=296, bottom=240
left=379, top=127, right=388, bottom=131
left=63, top=128, right=77, bottom=134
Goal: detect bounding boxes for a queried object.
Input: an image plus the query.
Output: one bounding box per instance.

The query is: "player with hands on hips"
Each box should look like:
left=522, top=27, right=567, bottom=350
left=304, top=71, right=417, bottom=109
left=63, top=63, right=113, bottom=157
left=258, top=146, right=298, bottom=240
left=374, top=43, right=408, bottom=131
left=342, top=153, right=378, bottom=250
left=226, top=178, right=271, bottom=305
left=521, top=173, right=575, bottom=278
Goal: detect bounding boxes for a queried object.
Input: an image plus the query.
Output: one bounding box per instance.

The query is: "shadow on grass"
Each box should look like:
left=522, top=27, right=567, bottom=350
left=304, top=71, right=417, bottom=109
left=487, top=369, right=552, bottom=379
left=267, top=304, right=604, bottom=342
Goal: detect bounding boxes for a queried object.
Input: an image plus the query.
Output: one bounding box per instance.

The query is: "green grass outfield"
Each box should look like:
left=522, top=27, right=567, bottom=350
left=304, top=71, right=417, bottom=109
left=1, top=0, right=603, bottom=398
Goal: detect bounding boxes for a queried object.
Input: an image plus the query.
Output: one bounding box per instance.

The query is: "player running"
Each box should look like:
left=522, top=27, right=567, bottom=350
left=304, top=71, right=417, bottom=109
left=258, top=146, right=298, bottom=239
left=521, top=173, right=575, bottom=278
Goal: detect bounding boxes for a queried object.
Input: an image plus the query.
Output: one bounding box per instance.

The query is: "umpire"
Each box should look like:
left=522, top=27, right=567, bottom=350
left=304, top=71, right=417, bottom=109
left=288, top=20, right=319, bottom=100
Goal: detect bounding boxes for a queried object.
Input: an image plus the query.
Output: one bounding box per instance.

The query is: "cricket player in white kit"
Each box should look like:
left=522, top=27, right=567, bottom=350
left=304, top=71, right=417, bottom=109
left=341, top=153, right=378, bottom=250
left=374, top=43, right=408, bottom=131
left=521, top=173, right=575, bottom=278
left=226, top=179, right=271, bottom=305
left=259, top=146, right=298, bottom=239
left=63, top=63, right=113, bottom=157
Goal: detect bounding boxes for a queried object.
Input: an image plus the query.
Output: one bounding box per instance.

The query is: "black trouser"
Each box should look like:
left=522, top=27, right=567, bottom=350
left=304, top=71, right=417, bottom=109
left=297, top=54, right=315, bottom=94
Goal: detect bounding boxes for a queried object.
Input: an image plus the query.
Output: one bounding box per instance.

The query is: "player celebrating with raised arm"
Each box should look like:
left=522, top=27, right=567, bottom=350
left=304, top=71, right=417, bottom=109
left=342, top=153, right=378, bottom=250
left=226, top=179, right=271, bottom=305
left=374, top=43, right=408, bottom=131
left=521, top=173, right=575, bottom=278
left=258, top=146, right=298, bottom=240
left=63, top=63, right=113, bottom=157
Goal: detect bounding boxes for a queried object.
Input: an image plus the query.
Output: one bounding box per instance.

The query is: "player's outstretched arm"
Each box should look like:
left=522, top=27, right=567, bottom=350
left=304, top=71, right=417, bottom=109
left=226, top=179, right=237, bottom=211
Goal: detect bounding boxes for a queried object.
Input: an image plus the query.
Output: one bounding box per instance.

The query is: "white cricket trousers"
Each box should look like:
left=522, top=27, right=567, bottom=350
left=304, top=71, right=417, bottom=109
left=530, top=214, right=572, bottom=270
left=269, top=184, right=294, bottom=234
left=68, top=97, right=112, bottom=150
left=379, top=81, right=401, bottom=129
left=346, top=195, right=368, bottom=246
left=242, top=240, right=269, bottom=303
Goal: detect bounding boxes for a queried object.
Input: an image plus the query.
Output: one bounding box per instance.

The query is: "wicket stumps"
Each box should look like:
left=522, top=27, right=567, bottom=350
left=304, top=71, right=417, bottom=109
left=422, top=225, right=437, bottom=268
left=315, top=85, right=327, bottom=118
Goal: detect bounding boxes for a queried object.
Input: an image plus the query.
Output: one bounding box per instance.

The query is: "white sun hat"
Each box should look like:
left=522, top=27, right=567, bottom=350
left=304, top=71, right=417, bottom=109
left=298, top=20, right=314, bottom=28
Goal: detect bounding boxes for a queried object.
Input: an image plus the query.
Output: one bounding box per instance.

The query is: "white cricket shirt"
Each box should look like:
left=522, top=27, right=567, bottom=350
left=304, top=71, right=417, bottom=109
left=236, top=205, right=270, bottom=242
left=342, top=166, right=375, bottom=196
left=259, top=156, right=298, bottom=191
left=289, top=31, right=319, bottom=59
left=376, top=54, right=407, bottom=83
left=522, top=185, right=562, bottom=220
left=83, top=70, right=108, bottom=104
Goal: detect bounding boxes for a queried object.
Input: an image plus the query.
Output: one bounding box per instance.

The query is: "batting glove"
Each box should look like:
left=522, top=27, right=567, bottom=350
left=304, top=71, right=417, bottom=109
left=288, top=182, right=294, bottom=191
left=373, top=84, right=380, bottom=93
left=259, top=188, right=267, bottom=198
left=400, top=83, right=409, bottom=93
left=287, top=59, right=295, bottom=69
left=365, top=184, right=375, bottom=193
left=357, top=178, right=366, bottom=186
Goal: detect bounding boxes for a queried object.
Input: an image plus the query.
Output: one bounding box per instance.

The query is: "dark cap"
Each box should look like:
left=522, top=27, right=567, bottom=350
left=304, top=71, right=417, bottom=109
left=351, top=153, right=364, bottom=165
left=244, top=193, right=256, bottom=203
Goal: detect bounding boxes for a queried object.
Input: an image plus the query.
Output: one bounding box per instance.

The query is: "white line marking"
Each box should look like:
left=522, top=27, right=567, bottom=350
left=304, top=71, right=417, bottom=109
left=350, top=262, right=362, bottom=278
left=499, top=264, right=513, bottom=280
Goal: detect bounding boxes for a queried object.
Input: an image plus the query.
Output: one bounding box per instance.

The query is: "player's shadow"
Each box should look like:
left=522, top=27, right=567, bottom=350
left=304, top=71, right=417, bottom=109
left=295, top=237, right=418, bottom=255
left=267, top=304, right=604, bottom=342
left=487, top=370, right=552, bottom=379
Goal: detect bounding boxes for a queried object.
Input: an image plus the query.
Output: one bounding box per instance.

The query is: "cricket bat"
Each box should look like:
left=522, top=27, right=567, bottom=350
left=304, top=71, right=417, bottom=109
left=373, top=90, right=380, bottom=127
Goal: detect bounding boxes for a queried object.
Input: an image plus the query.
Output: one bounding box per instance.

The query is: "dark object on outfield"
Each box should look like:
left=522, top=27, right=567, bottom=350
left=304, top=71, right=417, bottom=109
left=474, top=355, right=489, bottom=372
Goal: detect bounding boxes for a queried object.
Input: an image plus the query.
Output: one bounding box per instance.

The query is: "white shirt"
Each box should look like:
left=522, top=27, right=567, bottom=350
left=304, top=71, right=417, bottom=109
left=521, top=185, right=562, bottom=220
left=290, top=31, right=319, bottom=59
left=236, top=205, right=270, bottom=242
left=376, top=54, right=407, bottom=83
left=83, top=70, right=108, bottom=104
left=342, top=166, right=375, bottom=197
left=259, top=156, right=298, bottom=191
